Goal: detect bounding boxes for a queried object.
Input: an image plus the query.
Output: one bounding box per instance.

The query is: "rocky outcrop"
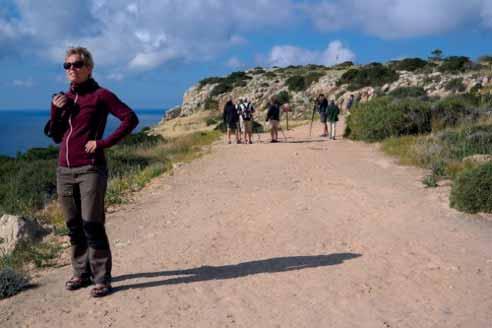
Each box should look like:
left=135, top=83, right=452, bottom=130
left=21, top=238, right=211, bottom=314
left=0, top=215, right=50, bottom=253
left=163, top=64, right=492, bottom=122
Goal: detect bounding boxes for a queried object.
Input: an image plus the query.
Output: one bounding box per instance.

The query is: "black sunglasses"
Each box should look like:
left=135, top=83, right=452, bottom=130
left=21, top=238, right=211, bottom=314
left=63, top=61, right=85, bottom=70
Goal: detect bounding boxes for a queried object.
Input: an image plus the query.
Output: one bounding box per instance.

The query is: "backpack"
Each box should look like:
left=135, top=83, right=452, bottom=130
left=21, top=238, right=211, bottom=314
left=241, top=102, right=254, bottom=120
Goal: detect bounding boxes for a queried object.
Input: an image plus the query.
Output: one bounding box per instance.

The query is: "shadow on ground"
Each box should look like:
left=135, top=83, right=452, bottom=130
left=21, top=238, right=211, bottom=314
left=112, top=253, right=361, bottom=292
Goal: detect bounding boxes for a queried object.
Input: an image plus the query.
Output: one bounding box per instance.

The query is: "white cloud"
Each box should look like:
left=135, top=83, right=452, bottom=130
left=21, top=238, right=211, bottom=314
left=482, top=1, right=492, bottom=28
left=226, top=57, right=245, bottom=69
left=302, top=0, right=490, bottom=39
left=12, top=78, right=34, bottom=87
left=106, top=72, right=125, bottom=81
left=2, top=0, right=492, bottom=69
left=266, top=41, right=356, bottom=67
left=0, top=0, right=295, bottom=70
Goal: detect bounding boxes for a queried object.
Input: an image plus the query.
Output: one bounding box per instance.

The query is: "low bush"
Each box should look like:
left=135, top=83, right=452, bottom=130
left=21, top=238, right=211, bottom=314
left=204, top=97, right=219, bottom=111
left=431, top=96, right=481, bottom=131
left=444, top=78, right=466, bottom=92
left=285, top=72, right=325, bottom=92
left=210, top=83, right=233, bottom=97
left=450, top=162, right=492, bottom=213
left=438, top=56, right=472, bottom=73
left=345, top=97, right=431, bottom=141
left=198, top=77, right=223, bottom=88
left=276, top=91, right=290, bottom=105
left=389, top=58, right=428, bottom=72
left=0, top=267, right=29, bottom=299
left=208, top=71, right=252, bottom=96
left=333, top=61, right=354, bottom=69
left=389, top=86, right=427, bottom=99
left=286, top=75, right=306, bottom=92
left=338, top=63, right=399, bottom=91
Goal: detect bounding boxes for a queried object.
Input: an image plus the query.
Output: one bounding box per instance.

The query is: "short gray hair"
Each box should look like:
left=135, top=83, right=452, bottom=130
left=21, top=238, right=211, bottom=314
left=65, top=47, right=94, bottom=69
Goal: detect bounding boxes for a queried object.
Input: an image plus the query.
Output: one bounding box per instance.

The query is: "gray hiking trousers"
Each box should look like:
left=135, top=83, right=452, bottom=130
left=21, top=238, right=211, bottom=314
left=57, top=165, right=111, bottom=285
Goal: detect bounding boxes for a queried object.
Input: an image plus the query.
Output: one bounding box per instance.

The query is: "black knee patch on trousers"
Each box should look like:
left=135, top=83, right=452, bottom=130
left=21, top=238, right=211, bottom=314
left=67, top=222, right=86, bottom=246
left=82, top=221, right=110, bottom=250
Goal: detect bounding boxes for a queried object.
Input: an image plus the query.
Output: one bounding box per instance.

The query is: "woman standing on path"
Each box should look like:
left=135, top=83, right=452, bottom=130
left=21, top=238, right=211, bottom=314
left=45, top=47, right=139, bottom=298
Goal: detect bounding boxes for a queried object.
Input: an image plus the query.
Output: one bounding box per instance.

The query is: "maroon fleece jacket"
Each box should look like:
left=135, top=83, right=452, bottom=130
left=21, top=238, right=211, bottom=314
left=49, top=78, right=139, bottom=168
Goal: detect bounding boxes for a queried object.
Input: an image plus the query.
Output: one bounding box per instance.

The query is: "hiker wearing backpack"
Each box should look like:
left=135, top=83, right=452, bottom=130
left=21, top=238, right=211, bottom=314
left=327, top=99, right=340, bottom=140
left=240, top=98, right=255, bottom=144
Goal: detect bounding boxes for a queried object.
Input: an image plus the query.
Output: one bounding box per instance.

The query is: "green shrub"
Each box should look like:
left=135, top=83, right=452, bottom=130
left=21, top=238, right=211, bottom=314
left=305, top=71, right=324, bottom=85
left=333, top=61, right=354, bottom=69
left=198, top=76, right=224, bottom=88
left=285, top=72, right=324, bottom=92
left=208, top=71, right=252, bottom=96
left=276, top=91, right=290, bottom=105
left=286, top=75, right=306, bottom=92
left=431, top=96, right=481, bottom=131
left=0, top=268, right=29, bottom=299
left=429, top=125, right=492, bottom=161
left=119, top=130, right=164, bottom=147
left=338, top=63, right=399, bottom=91
left=210, top=83, right=233, bottom=97
left=250, top=67, right=265, bottom=75
left=422, top=174, right=438, bottom=188
left=345, top=97, right=431, bottom=141
left=389, top=58, right=428, bottom=72
left=264, top=71, right=277, bottom=79
left=389, top=86, right=427, bottom=99
left=17, top=146, right=59, bottom=161
left=438, top=56, right=472, bottom=73
left=204, top=97, right=219, bottom=111
left=450, top=162, right=492, bottom=213
left=444, top=78, right=466, bottom=92
left=206, top=117, right=219, bottom=126
left=0, top=159, right=57, bottom=216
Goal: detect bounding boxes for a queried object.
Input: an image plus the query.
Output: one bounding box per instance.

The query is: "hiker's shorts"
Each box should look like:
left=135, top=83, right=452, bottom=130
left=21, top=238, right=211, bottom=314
left=269, top=120, right=279, bottom=129
left=319, top=112, right=328, bottom=123
left=243, top=120, right=253, bottom=133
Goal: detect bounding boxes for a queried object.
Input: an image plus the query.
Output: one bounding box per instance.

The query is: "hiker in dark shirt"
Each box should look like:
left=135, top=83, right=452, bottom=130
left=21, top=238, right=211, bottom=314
left=326, top=99, right=340, bottom=140
left=223, top=97, right=240, bottom=144
left=317, top=94, right=329, bottom=137
left=266, top=97, right=280, bottom=143
left=346, top=94, right=354, bottom=113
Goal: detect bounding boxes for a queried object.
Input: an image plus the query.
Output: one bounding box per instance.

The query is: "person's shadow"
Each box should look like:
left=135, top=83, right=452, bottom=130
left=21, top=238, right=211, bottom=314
left=112, top=253, right=361, bottom=292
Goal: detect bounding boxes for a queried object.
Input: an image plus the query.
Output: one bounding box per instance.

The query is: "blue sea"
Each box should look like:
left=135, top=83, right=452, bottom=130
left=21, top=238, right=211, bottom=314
left=0, top=109, right=166, bottom=157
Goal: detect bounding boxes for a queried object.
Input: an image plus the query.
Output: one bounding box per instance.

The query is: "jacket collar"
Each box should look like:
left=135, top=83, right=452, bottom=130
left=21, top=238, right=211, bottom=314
left=70, top=78, right=99, bottom=95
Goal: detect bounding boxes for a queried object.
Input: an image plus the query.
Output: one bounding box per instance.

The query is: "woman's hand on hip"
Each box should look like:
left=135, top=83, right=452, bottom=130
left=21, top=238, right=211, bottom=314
left=85, top=140, right=97, bottom=153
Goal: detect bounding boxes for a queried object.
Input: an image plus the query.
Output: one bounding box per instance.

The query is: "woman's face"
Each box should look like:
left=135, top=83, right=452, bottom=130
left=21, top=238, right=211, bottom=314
left=65, top=54, right=92, bottom=84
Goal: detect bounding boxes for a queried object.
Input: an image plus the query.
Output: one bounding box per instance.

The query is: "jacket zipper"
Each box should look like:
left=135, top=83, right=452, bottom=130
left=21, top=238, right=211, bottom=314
left=65, top=94, right=78, bottom=167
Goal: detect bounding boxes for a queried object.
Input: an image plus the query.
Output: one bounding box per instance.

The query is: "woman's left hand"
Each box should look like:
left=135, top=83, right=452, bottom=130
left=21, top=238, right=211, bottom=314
left=85, top=140, right=97, bottom=153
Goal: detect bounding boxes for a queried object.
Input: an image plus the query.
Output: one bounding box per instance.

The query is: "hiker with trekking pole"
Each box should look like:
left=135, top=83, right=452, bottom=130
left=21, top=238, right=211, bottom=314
left=317, top=94, right=329, bottom=137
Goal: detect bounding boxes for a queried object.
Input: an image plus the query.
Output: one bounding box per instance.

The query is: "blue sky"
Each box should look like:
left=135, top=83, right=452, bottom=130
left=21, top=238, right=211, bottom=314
left=1, top=0, right=492, bottom=110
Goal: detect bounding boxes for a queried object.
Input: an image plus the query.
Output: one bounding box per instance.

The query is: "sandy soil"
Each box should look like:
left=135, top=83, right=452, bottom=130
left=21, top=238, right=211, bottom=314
left=1, top=117, right=492, bottom=328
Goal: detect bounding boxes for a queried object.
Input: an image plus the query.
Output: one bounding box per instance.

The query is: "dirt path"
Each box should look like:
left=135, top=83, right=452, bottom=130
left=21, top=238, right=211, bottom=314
left=2, top=117, right=492, bottom=328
